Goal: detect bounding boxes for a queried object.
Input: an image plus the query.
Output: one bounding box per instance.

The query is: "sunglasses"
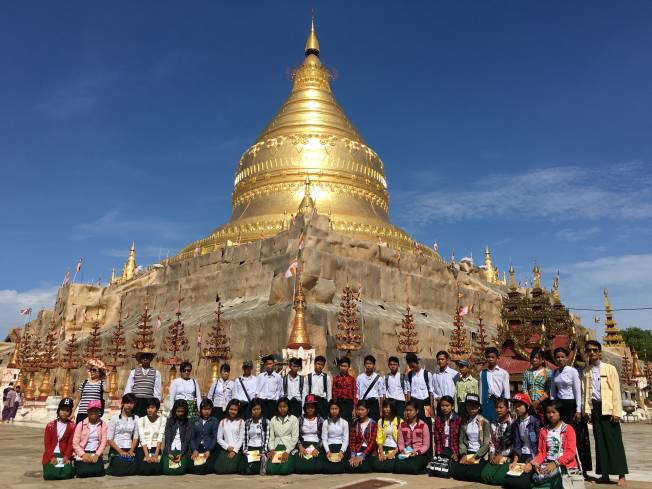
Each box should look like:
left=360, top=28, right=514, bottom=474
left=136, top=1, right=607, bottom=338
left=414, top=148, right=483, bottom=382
left=181, top=368, right=192, bottom=373
left=89, top=368, right=99, bottom=373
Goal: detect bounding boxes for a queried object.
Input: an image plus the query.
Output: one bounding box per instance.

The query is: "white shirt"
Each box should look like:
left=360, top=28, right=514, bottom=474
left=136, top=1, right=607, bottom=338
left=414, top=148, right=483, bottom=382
left=86, top=424, right=99, bottom=452
left=247, top=419, right=264, bottom=449
left=171, top=427, right=182, bottom=451
left=137, top=415, right=166, bottom=449
left=444, top=418, right=451, bottom=448
left=383, top=422, right=397, bottom=448
left=359, top=419, right=371, bottom=447
left=551, top=366, right=582, bottom=413
left=356, top=372, right=385, bottom=400
left=405, top=368, right=430, bottom=400
left=301, top=417, right=320, bottom=443
left=303, top=372, right=332, bottom=400
left=432, top=366, right=459, bottom=399
left=233, top=376, right=258, bottom=403
left=207, top=378, right=234, bottom=409
left=480, top=366, right=511, bottom=399
left=466, top=416, right=481, bottom=452
left=54, top=421, right=67, bottom=454
left=591, top=364, right=601, bottom=400
left=385, top=372, right=406, bottom=401
left=256, top=372, right=283, bottom=400
left=284, top=374, right=305, bottom=401
left=218, top=418, right=244, bottom=451
left=108, top=414, right=139, bottom=449
left=322, top=418, right=349, bottom=453
left=168, top=378, right=201, bottom=405
left=124, top=368, right=162, bottom=400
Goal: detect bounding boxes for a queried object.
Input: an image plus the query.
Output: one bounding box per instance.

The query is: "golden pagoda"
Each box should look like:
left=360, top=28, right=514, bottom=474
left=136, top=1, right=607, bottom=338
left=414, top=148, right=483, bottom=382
left=112, top=242, right=137, bottom=284
left=602, top=289, right=625, bottom=347
left=484, top=245, right=497, bottom=283
left=287, top=280, right=311, bottom=350
left=177, top=17, right=413, bottom=259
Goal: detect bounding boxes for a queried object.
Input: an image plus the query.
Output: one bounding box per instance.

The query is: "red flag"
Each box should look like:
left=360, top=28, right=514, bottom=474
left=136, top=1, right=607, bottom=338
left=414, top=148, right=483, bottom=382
left=19, top=307, right=32, bottom=316
left=285, top=257, right=299, bottom=278
left=62, top=271, right=71, bottom=286
left=459, top=305, right=469, bottom=316
left=451, top=250, right=456, bottom=263
left=75, top=258, right=83, bottom=273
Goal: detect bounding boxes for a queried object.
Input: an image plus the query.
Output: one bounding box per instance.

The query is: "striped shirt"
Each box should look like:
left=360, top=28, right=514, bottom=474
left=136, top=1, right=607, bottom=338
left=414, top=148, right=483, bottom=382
left=78, top=380, right=105, bottom=415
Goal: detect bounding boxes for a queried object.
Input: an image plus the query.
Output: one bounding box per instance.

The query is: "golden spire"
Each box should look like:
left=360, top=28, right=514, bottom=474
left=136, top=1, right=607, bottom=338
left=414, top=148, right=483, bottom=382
left=110, top=267, right=116, bottom=284
left=287, top=280, right=311, bottom=349
left=124, top=242, right=137, bottom=281
left=484, top=245, right=496, bottom=283
left=552, top=270, right=561, bottom=305
left=298, top=176, right=316, bottom=217
left=631, top=347, right=644, bottom=378
left=502, top=270, right=507, bottom=286
left=305, top=15, right=320, bottom=56
left=509, top=264, right=516, bottom=291
left=532, top=264, right=541, bottom=289
left=603, top=288, right=625, bottom=347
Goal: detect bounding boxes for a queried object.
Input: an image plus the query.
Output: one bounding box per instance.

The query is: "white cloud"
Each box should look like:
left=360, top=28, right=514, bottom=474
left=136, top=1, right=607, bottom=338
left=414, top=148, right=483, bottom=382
left=554, top=226, right=601, bottom=242
left=0, top=286, right=58, bottom=338
left=74, top=210, right=190, bottom=241
left=394, top=162, right=652, bottom=227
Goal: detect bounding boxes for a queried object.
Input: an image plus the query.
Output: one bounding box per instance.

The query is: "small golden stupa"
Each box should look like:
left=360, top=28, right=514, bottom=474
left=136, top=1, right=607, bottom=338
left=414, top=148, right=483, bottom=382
left=178, top=17, right=413, bottom=259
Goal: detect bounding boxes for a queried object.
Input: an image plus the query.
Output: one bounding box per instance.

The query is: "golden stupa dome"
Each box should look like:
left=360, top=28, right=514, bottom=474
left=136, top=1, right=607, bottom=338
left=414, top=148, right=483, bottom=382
left=178, top=18, right=415, bottom=259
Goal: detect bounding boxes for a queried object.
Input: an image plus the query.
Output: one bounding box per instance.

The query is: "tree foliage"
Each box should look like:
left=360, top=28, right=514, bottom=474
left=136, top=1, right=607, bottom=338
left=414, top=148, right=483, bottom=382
left=622, top=327, right=652, bottom=361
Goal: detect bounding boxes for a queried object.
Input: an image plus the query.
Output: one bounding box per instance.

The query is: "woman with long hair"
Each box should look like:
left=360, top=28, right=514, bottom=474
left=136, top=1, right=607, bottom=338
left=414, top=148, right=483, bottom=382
left=504, top=393, right=541, bottom=489
left=294, top=395, right=324, bottom=474
left=449, top=394, right=490, bottom=481
left=214, top=399, right=244, bottom=474
left=522, top=348, right=552, bottom=421
left=394, top=399, right=431, bottom=475
left=373, top=399, right=401, bottom=473
left=321, top=400, right=349, bottom=474
left=480, top=397, right=514, bottom=485
left=136, top=397, right=164, bottom=476
left=240, top=399, right=267, bottom=475
left=266, top=397, right=299, bottom=476
left=188, top=399, right=219, bottom=475
left=42, top=398, right=75, bottom=480
left=347, top=399, right=377, bottom=473
left=162, top=399, right=192, bottom=475
left=107, top=393, right=139, bottom=476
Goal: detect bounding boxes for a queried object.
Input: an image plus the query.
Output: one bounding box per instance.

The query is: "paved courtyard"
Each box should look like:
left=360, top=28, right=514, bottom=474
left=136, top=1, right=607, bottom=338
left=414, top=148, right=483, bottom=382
left=0, top=423, right=651, bottom=489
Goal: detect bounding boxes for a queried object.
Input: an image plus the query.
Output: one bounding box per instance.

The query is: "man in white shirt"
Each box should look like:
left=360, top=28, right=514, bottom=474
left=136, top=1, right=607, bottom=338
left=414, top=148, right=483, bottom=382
left=431, top=350, right=460, bottom=416
left=405, top=353, right=433, bottom=422
left=303, top=355, right=331, bottom=418
left=283, top=358, right=305, bottom=418
left=233, top=360, right=257, bottom=420
left=384, top=356, right=406, bottom=419
left=478, top=347, right=510, bottom=422
left=356, top=355, right=384, bottom=421
left=124, top=350, right=162, bottom=417
left=256, top=355, right=282, bottom=419
left=168, top=361, right=202, bottom=418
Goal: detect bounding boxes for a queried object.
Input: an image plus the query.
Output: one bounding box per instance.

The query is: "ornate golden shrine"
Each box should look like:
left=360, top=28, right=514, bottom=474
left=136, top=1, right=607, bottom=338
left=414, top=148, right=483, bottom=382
left=177, top=18, right=416, bottom=260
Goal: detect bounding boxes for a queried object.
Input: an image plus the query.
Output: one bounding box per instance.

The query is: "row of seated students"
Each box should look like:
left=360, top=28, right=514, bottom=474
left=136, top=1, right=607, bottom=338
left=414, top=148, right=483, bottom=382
left=43, top=389, right=577, bottom=488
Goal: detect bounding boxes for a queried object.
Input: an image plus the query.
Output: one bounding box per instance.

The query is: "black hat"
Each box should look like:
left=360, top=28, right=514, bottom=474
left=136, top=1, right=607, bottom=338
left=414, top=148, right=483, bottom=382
left=58, top=398, right=74, bottom=411
left=465, top=393, right=481, bottom=406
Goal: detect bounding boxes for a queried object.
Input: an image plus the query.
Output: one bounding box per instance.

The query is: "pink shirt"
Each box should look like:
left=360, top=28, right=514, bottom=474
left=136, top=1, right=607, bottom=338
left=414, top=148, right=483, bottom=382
left=73, top=418, right=108, bottom=458
left=398, top=419, right=430, bottom=456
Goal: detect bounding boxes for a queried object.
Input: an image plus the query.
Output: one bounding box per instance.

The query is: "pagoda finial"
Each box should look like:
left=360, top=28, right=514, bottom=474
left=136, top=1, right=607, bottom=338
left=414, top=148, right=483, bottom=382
left=552, top=270, right=561, bottom=305
left=509, top=264, right=516, bottom=291
left=287, top=280, right=312, bottom=349
left=603, top=288, right=611, bottom=311
left=602, top=288, right=625, bottom=347
left=305, top=13, right=320, bottom=56
left=631, top=347, right=644, bottom=378
left=298, top=176, right=316, bottom=217
left=532, top=264, right=541, bottom=289
left=122, top=242, right=137, bottom=281
left=484, top=245, right=496, bottom=283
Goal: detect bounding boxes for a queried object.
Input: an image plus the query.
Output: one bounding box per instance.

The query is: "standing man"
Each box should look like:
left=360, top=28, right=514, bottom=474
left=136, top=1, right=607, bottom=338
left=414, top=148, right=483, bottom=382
left=2, top=383, right=15, bottom=423
left=124, top=349, right=162, bottom=417
left=583, top=340, right=628, bottom=486
left=332, top=357, right=356, bottom=423
left=384, top=356, right=406, bottom=419
left=304, top=355, right=331, bottom=418
left=454, top=359, right=478, bottom=416
left=256, top=354, right=282, bottom=419
left=431, top=351, right=459, bottom=416
left=283, top=358, right=305, bottom=418
left=10, top=386, right=22, bottom=422
left=478, top=347, right=510, bottom=422
left=356, top=355, right=385, bottom=421
left=404, top=353, right=433, bottom=422
left=233, top=360, right=257, bottom=420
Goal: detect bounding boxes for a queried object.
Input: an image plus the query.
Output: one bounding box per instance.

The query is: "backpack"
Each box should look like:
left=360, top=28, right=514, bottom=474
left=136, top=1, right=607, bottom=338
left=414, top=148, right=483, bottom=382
left=385, top=373, right=406, bottom=396
left=307, top=373, right=328, bottom=396
left=283, top=374, right=305, bottom=399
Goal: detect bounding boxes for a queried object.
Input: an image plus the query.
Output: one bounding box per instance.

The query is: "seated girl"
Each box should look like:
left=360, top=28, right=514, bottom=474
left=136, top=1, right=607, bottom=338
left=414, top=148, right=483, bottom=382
left=241, top=399, right=267, bottom=475
left=449, top=393, right=490, bottom=481
left=136, top=397, right=165, bottom=476
left=162, top=399, right=192, bottom=476
left=107, top=393, right=139, bottom=477
left=294, top=395, right=324, bottom=474
left=373, top=399, right=401, bottom=473
left=480, top=397, right=514, bottom=485
left=504, top=393, right=542, bottom=489
left=321, top=400, right=349, bottom=474
left=528, top=400, right=579, bottom=489
left=189, top=399, right=219, bottom=475
left=433, top=395, right=461, bottom=462
left=394, top=399, right=430, bottom=475
left=42, top=398, right=75, bottom=480
left=72, top=400, right=107, bottom=478
left=266, top=397, right=299, bottom=476
left=347, top=399, right=377, bottom=473
left=215, top=399, right=244, bottom=474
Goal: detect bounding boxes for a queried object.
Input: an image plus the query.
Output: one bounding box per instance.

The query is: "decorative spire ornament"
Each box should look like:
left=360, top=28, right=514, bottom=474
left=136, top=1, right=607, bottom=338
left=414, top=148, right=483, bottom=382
left=484, top=246, right=496, bottom=283
left=161, top=289, right=190, bottom=395
left=631, top=347, right=645, bottom=379
left=203, top=293, right=232, bottom=384
left=105, top=297, right=128, bottom=399
left=305, top=14, right=320, bottom=56
left=602, top=289, right=625, bottom=347
left=83, top=309, right=104, bottom=362
left=60, top=333, right=83, bottom=397
left=533, top=264, right=542, bottom=289
left=396, top=303, right=419, bottom=353
left=509, top=264, right=516, bottom=291
left=132, top=294, right=155, bottom=355
left=448, top=289, right=471, bottom=361
left=335, top=285, right=362, bottom=354
left=287, top=281, right=312, bottom=350
left=38, top=320, right=60, bottom=398
left=472, top=305, right=489, bottom=367
left=620, top=349, right=632, bottom=385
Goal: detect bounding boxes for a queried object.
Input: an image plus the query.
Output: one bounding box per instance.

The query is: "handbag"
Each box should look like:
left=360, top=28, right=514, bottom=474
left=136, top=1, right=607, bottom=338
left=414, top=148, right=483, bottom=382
left=562, top=454, right=586, bottom=489
left=427, top=455, right=451, bottom=478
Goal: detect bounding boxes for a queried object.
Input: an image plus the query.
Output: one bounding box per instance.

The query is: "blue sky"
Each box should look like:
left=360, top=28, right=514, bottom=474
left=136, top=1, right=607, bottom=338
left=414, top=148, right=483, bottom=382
left=1, top=1, right=651, bottom=340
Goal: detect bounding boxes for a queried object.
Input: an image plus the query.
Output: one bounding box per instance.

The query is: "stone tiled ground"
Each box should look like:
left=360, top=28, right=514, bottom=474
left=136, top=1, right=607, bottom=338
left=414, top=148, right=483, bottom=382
left=1, top=423, right=650, bottom=489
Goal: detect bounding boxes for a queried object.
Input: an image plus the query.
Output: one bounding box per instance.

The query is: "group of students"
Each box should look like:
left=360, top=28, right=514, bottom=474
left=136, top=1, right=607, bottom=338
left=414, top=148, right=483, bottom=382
left=41, top=340, right=629, bottom=487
